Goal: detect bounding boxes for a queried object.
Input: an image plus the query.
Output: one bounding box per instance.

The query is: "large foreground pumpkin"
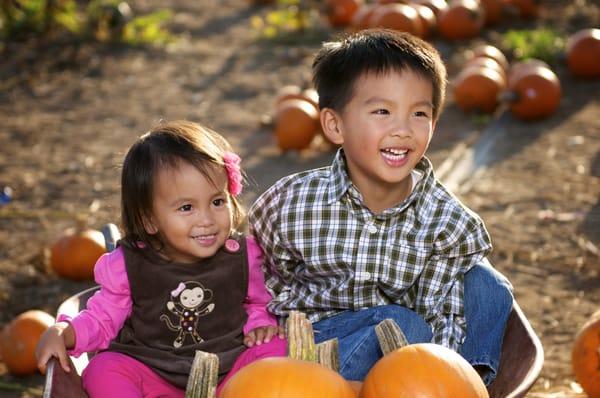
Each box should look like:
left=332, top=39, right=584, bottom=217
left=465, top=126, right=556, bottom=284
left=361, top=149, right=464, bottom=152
left=50, top=227, right=107, bottom=280
left=571, top=310, right=600, bottom=398
left=0, top=310, right=55, bottom=375
left=360, top=343, right=488, bottom=398
left=219, top=357, right=357, bottom=398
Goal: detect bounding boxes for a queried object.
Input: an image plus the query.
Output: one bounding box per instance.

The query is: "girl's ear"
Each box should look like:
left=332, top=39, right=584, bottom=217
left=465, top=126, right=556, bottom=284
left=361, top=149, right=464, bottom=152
left=143, top=217, right=158, bottom=235
left=320, top=108, right=344, bottom=145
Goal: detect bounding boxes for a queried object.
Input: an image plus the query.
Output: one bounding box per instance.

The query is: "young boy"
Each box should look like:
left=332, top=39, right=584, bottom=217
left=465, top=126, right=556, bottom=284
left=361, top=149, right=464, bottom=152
left=249, top=29, right=513, bottom=385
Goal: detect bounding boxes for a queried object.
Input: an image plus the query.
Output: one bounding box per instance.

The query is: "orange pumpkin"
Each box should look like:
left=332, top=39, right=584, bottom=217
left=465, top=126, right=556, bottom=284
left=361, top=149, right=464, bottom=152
left=220, top=357, right=357, bottom=398
left=275, top=86, right=319, bottom=113
left=326, top=0, right=363, bottom=27
left=453, top=65, right=506, bottom=113
left=505, top=65, right=561, bottom=121
left=370, top=4, right=424, bottom=38
left=50, top=227, right=107, bottom=280
left=505, top=0, right=539, bottom=18
left=464, top=57, right=508, bottom=83
left=467, top=44, right=510, bottom=72
left=412, top=4, right=437, bottom=39
left=437, top=0, right=484, bottom=40
left=360, top=343, right=489, bottom=398
left=479, top=0, right=503, bottom=26
left=566, top=29, right=600, bottom=78
left=274, top=99, right=320, bottom=151
left=0, top=310, right=55, bottom=375
left=351, top=4, right=376, bottom=30
left=572, top=310, right=600, bottom=398
left=412, top=0, right=448, bottom=17
left=508, top=59, right=550, bottom=87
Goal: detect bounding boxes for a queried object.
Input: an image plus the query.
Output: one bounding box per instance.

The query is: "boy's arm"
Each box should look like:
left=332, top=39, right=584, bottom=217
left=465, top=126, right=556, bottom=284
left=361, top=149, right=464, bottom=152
left=242, top=236, right=278, bottom=335
left=418, top=219, right=492, bottom=351
left=58, top=249, right=132, bottom=357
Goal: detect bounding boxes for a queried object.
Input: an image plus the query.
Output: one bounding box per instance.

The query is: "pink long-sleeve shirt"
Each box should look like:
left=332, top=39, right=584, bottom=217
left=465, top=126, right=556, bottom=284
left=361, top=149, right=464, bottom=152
left=59, top=236, right=277, bottom=357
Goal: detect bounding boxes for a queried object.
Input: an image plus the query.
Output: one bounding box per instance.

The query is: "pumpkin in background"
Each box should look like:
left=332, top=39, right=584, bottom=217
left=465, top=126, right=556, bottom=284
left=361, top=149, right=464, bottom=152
left=50, top=226, right=107, bottom=280
left=370, top=4, right=424, bottom=38
left=464, top=57, right=507, bottom=83
left=504, top=65, right=561, bottom=121
left=467, top=44, right=510, bottom=73
left=505, top=0, right=539, bottom=18
left=437, top=0, right=484, bottom=40
left=566, top=29, right=600, bottom=78
left=326, top=0, right=363, bottom=27
left=479, top=0, right=503, bottom=26
left=360, top=343, right=489, bottom=398
left=274, top=99, right=320, bottom=151
left=412, top=0, right=448, bottom=17
left=351, top=4, right=376, bottom=30
left=0, top=310, right=55, bottom=375
left=507, top=59, right=550, bottom=86
left=275, top=85, right=319, bottom=113
left=219, top=357, right=357, bottom=398
left=571, top=310, right=600, bottom=398
left=412, top=4, right=437, bottom=39
left=453, top=65, right=506, bottom=113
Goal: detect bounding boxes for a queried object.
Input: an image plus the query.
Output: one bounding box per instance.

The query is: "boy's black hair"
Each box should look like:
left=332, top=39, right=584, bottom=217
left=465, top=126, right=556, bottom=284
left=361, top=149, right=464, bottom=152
left=312, top=29, right=447, bottom=121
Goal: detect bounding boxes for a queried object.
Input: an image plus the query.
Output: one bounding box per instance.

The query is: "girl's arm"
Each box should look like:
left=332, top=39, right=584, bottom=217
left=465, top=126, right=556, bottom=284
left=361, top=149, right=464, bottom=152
left=243, top=236, right=278, bottom=335
left=58, top=248, right=132, bottom=357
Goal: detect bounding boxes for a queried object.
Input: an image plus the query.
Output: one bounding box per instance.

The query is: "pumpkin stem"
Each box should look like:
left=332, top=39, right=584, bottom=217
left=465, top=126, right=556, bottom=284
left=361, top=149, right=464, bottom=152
left=286, top=310, right=317, bottom=362
left=185, top=350, right=219, bottom=398
left=316, top=338, right=339, bottom=372
left=375, top=318, right=408, bottom=355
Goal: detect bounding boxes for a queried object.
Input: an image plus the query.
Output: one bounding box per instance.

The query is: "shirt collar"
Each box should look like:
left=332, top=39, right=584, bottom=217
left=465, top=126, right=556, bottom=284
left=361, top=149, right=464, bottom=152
left=326, top=148, right=435, bottom=208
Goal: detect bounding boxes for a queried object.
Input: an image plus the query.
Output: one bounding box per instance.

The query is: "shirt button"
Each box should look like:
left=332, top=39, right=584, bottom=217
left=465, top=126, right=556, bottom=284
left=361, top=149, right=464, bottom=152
left=363, top=272, right=372, bottom=280
left=368, top=224, right=378, bottom=234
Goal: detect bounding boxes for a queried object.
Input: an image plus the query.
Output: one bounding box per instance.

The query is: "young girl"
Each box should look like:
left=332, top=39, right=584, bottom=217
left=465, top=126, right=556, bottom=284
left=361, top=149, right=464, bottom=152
left=36, top=120, right=287, bottom=397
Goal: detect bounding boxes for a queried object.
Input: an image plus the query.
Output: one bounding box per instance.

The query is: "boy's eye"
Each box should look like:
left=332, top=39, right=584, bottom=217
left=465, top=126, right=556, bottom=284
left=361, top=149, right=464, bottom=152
left=372, top=108, right=390, bottom=115
left=414, top=111, right=430, bottom=118
left=178, top=204, right=193, bottom=212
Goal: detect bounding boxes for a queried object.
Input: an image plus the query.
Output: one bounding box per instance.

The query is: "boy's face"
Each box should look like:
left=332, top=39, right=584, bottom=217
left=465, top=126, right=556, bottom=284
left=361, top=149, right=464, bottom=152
left=322, top=69, right=435, bottom=202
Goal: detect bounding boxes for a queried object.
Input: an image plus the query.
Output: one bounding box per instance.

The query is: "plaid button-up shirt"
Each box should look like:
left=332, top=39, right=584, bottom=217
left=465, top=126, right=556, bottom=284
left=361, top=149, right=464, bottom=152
left=249, top=150, right=492, bottom=350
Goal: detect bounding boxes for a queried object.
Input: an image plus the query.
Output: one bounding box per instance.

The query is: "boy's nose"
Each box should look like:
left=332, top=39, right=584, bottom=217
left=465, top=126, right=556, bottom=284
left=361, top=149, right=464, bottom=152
left=390, top=120, right=412, bottom=137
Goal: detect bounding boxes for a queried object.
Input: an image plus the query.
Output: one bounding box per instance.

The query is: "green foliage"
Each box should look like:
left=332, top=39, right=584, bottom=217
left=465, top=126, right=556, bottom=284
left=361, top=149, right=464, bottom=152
left=251, top=0, right=327, bottom=44
left=0, top=0, right=174, bottom=46
left=501, top=29, right=565, bottom=64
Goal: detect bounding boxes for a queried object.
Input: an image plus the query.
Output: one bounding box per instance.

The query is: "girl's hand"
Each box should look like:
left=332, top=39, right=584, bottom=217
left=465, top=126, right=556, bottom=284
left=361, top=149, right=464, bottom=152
left=244, top=325, right=285, bottom=347
left=35, top=322, right=74, bottom=374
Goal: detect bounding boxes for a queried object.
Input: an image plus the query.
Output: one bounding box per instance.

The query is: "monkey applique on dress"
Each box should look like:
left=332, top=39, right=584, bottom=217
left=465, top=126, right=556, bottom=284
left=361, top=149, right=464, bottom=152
left=160, top=281, right=215, bottom=347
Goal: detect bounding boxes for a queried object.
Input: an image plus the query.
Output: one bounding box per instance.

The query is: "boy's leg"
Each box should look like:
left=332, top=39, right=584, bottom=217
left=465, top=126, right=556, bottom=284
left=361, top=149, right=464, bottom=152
left=460, top=258, right=514, bottom=385
left=217, top=336, right=287, bottom=395
left=82, top=351, right=184, bottom=398
left=313, top=305, right=432, bottom=380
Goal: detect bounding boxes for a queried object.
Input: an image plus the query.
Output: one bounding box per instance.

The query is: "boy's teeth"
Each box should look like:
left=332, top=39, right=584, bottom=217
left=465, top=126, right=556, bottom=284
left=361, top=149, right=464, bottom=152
left=382, top=148, right=408, bottom=155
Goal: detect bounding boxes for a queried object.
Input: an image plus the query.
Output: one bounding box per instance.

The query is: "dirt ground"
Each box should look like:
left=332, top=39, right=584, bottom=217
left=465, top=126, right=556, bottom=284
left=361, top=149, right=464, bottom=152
left=0, top=0, right=598, bottom=396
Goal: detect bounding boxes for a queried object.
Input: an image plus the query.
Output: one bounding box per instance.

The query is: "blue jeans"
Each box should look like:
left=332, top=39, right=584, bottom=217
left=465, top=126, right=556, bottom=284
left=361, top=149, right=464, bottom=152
left=313, top=259, right=513, bottom=385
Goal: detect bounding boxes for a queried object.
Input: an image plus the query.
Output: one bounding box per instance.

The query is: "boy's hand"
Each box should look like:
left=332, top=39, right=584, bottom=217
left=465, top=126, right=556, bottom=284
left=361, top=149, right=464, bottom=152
left=35, top=322, right=73, bottom=374
left=244, top=325, right=285, bottom=347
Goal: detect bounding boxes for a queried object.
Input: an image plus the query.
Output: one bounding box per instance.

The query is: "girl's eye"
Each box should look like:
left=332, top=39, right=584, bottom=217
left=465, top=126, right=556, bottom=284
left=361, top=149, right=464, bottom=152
left=179, top=204, right=193, bottom=212
left=212, top=198, right=226, bottom=207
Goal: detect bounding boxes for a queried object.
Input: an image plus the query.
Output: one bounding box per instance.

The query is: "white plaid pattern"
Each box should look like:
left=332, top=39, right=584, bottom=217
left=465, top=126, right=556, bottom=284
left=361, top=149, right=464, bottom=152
left=249, top=150, right=492, bottom=349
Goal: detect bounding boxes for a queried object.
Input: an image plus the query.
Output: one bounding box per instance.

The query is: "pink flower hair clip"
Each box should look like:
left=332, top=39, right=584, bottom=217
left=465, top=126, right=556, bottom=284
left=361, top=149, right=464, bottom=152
left=223, top=152, right=243, bottom=196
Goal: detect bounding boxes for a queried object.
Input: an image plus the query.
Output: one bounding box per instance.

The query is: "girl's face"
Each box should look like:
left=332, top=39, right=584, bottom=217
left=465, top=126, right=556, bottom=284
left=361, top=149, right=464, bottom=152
left=145, top=161, right=233, bottom=263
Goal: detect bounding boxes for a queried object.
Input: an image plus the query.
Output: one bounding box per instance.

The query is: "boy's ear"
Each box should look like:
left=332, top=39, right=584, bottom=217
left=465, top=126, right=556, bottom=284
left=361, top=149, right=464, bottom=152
left=320, top=108, right=344, bottom=145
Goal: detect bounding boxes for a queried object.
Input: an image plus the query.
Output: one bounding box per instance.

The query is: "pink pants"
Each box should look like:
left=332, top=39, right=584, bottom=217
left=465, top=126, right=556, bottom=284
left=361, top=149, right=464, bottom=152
left=82, top=337, right=287, bottom=398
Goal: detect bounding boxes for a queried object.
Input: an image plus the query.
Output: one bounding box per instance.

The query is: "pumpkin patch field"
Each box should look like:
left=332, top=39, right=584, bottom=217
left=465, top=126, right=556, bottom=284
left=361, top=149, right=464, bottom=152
left=0, top=0, right=598, bottom=397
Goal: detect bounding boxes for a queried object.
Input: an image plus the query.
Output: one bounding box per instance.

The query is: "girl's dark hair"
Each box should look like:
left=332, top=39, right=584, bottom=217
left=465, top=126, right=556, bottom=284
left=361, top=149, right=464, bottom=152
left=312, top=29, right=447, bottom=121
left=120, top=120, right=245, bottom=250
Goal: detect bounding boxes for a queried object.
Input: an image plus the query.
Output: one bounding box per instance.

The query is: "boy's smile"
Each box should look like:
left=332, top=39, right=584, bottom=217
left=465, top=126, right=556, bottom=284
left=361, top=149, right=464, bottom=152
left=322, top=69, right=435, bottom=212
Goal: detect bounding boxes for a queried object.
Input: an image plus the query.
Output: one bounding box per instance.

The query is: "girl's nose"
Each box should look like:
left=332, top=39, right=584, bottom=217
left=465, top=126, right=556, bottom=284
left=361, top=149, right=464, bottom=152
left=195, top=208, right=214, bottom=226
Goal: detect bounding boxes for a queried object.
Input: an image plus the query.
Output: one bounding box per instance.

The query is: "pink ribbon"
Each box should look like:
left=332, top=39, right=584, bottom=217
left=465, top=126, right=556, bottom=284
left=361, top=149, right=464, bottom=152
left=171, top=282, right=186, bottom=297
left=223, top=152, right=243, bottom=196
